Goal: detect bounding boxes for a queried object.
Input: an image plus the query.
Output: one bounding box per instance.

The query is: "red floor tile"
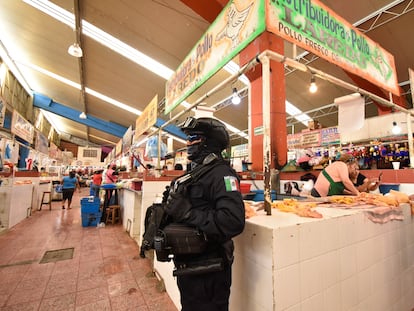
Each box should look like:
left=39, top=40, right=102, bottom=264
left=0, top=188, right=177, bottom=311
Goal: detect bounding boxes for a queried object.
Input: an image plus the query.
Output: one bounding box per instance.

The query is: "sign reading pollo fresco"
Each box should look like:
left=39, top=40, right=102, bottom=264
left=165, top=0, right=265, bottom=114
left=267, top=0, right=399, bottom=95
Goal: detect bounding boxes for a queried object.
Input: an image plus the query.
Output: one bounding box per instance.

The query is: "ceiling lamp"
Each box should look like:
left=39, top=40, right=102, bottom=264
left=68, top=43, right=83, bottom=57
left=392, top=121, right=401, bottom=134
left=231, top=88, right=241, bottom=105
left=309, top=75, right=317, bottom=93
left=79, top=111, right=87, bottom=119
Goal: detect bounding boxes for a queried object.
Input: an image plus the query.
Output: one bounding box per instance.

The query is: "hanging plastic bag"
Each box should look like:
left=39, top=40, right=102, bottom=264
left=145, top=136, right=168, bottom=159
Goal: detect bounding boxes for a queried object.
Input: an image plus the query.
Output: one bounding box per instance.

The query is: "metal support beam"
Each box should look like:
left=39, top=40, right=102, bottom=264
left=33, top=92, right=187, bottom=140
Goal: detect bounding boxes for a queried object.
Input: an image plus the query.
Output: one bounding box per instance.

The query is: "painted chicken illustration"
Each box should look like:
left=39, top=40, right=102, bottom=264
left=216, top=2, right=253, bottom=48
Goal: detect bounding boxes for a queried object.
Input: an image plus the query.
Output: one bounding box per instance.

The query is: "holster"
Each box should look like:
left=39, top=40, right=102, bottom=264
left=173, top=258, right=223, bottom=277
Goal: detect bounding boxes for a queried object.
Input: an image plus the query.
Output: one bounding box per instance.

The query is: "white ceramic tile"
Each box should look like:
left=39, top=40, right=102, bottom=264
left=339, top=244, right=357, bottom=280
left=401, top=265, right=414, bottom=296
left=388, top=277, right=402, bottom=309
left=234, top=223, right=273, bottom=269
left=298, top=218, right=340, bottom=261
left=355, top=238, right=376, bottom=272
left=391, top=299, right=404, bottom=311
left=323, top=283, right=341, bottom=311
left=353, top=213, right=373, bottom=242
left=300, top=292, right=324, bottom=311
left=298, top=221, right=326, bottom=260
left=400, top=244, right=410, bottom=271
left=274, top=264, right=301, bottom=311
left=319, top=250, right=340, bottom=289
left=232, top=253, right=273, bottom=310
left=405, top=224, right=414, bottom=250
left=384, top=228, right=401, bottom=259
left=299, top=257, right=324, bottom=300
left=340, top=275, right=358, bottom=311
left=338, top=214, right=359, bottom=247
left=370, top=260, right=389, bottom=291
left=274, top=225, right=300, bottom=269
left=283, top=304, right=301, bottom=311
left=356, top=267, right=372, bottom=299
left=368, top=283, right=393, bottom=311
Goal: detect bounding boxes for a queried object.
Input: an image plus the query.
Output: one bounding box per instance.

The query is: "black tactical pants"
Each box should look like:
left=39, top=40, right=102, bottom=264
left=177, top=264, right=232, bottom=311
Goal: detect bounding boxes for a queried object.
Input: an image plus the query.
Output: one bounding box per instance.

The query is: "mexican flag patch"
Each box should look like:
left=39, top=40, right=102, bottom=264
left=224, top=176, right=239, bottom=192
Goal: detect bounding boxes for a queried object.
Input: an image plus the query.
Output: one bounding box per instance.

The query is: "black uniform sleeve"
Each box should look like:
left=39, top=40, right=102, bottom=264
left=185, top=164, right=245, bottom=242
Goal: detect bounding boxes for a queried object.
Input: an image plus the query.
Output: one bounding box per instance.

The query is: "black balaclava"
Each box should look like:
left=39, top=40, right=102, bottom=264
left=186, top=135, right=221, bottom=164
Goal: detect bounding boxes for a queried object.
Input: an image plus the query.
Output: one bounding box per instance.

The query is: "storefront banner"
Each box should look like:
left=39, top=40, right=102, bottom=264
left=11, top=110, right=34, bottom=144
left=49, top=142, right=58, bottom=159
left=231, top=143, right=248, bottom=158
left=134, top=95, right=158, bottom=141
left=287, top=132, right=302, bottom=149
left=320, top=127, right=340, bottom=145
left=115, top=139, right=123, bottom=157
left=35, top=131, right=49, bottom=155
left=288, top=126, right=339, bottom=149
left=0, top=96, right=5, bottom=128
left=300, top=130, right=321, bottom=147
left=267, top=0, right=399, bottom=95
left=122, top=126, right=133, bottom=153
left=165, top=0, right=265, bottom=114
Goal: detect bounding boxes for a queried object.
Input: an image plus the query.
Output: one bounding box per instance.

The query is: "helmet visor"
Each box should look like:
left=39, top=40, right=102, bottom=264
left=180, top=117, right=198, bottom=129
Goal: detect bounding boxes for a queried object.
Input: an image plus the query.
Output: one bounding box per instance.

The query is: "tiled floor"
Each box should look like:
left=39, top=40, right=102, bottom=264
left=0, top=188, right=178, bottom=311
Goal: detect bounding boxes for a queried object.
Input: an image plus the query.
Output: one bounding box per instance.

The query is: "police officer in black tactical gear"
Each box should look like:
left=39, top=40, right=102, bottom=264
left=164, top=117, right=245, bottom=311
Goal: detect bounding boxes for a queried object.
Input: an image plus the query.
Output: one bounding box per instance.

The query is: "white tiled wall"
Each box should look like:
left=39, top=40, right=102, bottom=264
left=142, top=179, right=414, bottom=311
left=230, top=205, right=414, bottom=311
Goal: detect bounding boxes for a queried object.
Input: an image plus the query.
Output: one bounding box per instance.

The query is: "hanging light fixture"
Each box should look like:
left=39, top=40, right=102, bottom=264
left=231, top=87, right=241, bottom=105
left=309, top=75, right=317, bottom=93
left=392, top=121, right=401, bottom=134
left=68, top=42, right=83, bottom=57
left=79, top=111, right=87, bottom=119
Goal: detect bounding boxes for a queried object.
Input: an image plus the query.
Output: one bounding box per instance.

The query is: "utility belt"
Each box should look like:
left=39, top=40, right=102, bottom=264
left=173, top=257, right=224, bottom=277
left=154, top=223, right=235, bottom=277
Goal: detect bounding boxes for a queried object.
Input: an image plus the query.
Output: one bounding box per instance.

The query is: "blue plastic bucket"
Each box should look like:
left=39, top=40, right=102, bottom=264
left=252, top=190, right=276, bottom=201
left=379, top=183, right=400, bottom=195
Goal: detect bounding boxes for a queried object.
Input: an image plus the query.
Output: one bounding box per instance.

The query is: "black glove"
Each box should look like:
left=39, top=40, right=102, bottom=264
left=164, top=187, right=192, bottom=222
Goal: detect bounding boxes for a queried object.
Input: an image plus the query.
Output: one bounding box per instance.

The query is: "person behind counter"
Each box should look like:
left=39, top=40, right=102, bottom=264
left=61, top=170, right=80, bottom=209
left=350, top=162, right=380, bottom=193
left=311, top=153, right=360, bottom=197
left=104, top=164, right=118, bottom=184
left=91, top=169, right=103, bottom=198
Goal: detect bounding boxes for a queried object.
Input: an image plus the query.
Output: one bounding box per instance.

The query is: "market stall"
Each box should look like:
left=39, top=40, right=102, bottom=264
left=153, top=193, right=414, bottom=310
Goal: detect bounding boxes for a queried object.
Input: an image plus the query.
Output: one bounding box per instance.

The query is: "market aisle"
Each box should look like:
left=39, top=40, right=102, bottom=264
left=0, top=187, right=177, bottom=311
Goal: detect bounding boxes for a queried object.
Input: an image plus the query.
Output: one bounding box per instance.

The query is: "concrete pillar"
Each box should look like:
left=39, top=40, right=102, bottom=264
left=239, top=32, right=287, bottom=172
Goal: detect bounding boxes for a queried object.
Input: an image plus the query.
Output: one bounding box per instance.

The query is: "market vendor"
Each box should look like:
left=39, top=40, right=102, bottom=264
left=311, top=153, right=360, bottom=197
left=350, top=162, right=380, bottom=193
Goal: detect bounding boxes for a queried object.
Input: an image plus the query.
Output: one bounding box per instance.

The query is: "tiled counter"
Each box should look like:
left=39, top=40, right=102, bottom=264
left=119, top=188, right=142, bottom=242
left=152, top=203, right=414, bottom=311
left=0, top=180, right=34, bottom=233
left=230, top=204, right=414, bottom=311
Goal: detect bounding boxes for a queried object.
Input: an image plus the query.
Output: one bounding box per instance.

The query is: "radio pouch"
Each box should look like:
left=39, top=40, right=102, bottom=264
left=160, top=223, right=208, bottom=255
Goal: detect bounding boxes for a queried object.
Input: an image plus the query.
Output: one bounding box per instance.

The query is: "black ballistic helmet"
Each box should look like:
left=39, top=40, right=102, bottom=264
left=180, top=117, right=230, bottom=151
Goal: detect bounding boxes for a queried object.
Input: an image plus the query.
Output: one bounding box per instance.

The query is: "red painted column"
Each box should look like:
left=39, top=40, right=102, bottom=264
left=240, top=32, right=287, bottom=172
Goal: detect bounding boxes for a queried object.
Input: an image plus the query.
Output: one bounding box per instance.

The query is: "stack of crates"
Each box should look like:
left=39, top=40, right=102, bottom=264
left=81, top=196, right=101, bottom=227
